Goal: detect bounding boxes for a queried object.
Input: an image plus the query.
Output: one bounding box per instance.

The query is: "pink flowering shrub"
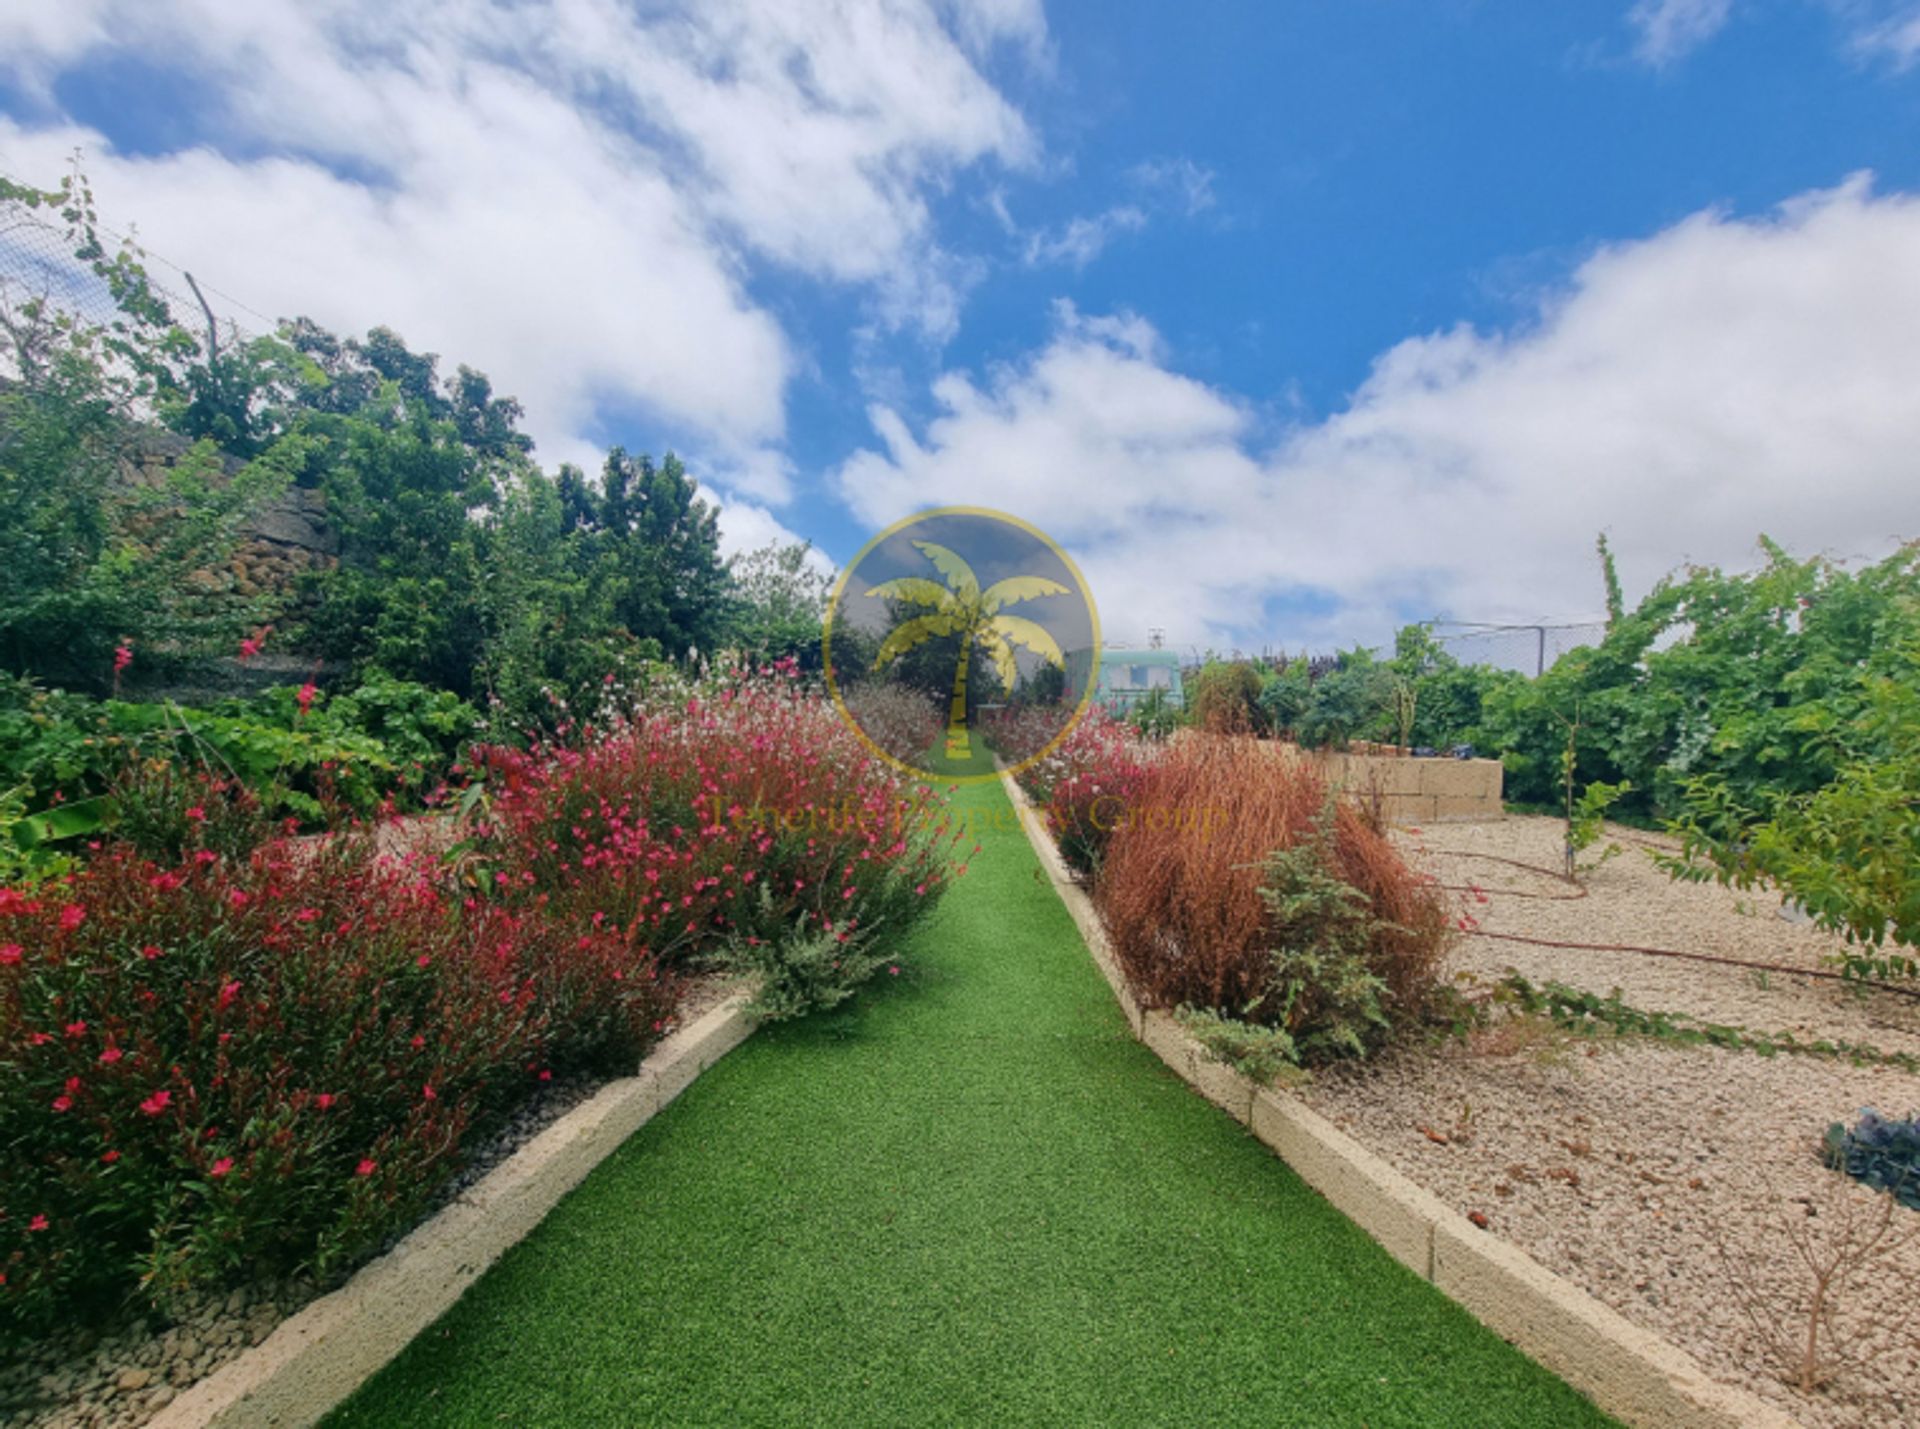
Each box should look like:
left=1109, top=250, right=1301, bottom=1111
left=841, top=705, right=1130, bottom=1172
left=105, top=761, right=281, bottom=866
left=1012, top=709, right=1159, bottom=876
left=0, top=836, right=674, bottom=1329
left=836, top=681, right=945, bottom=766
left=977, top=702, right=1079, bottom=770
left=470, top=666, right=961, bottom=1017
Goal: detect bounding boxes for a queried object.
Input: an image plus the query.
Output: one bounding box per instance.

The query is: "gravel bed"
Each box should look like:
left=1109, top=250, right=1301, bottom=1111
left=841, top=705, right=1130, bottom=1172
left=1402, top=815, right=1920, bottom=1057
left=1301, top=814, right=1920, bottom=1428
left=0, top=973, right=740, bottom=1429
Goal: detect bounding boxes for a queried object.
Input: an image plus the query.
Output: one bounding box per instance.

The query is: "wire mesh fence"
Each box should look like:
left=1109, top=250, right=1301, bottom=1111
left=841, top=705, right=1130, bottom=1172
left=1426, top=620, right=1608, bottom=676
left=0, top=185, right=265, bottom=381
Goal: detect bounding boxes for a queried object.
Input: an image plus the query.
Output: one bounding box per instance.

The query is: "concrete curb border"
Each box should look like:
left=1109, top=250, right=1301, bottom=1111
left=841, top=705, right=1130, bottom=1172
left=149, top=994, right=757, bottom=1429
left=1000, top=771, right=1799, bottom=1429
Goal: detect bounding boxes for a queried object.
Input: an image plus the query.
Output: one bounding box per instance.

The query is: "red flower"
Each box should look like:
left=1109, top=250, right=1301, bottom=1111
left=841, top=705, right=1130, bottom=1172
left=51, top=1095, right=72, bottom=1113
left=58, top=904, right=86, bottom=931
left=185, top=805, right=207, bottom=823
left=28, top=1215, right=48, bottom=1233
left=315, top=1093, right=335, bottom=1110
left=142, top=944, right=164, bottom=960
left=296, top=682, right=318, bottom=716
left=114, top=645, right=134, bottom=675
left=99, top=1045, right=123, bottom=1064
left=355, top=1158, right=377, bottom=1177
left=101, top=1149, right=119, bottom=1164
left=217, top=980, right=241, bottom=1010
left=140, top=1089, right=172, bottom=1116
left=211, top=1157, right=234, bottom=1178
left=64, top=1020, right=87, bottom=1037
left=0, top=942, right=19, bottom=966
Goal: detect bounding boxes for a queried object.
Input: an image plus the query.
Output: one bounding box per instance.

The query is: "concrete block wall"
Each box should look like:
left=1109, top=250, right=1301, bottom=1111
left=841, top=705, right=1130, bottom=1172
left=1257, top=740, right=1505, bottom=823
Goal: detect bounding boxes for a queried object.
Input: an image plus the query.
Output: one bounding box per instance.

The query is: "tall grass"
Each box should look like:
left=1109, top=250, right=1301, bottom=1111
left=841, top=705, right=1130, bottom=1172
left=1095, top=735, right=1450, bottom=1060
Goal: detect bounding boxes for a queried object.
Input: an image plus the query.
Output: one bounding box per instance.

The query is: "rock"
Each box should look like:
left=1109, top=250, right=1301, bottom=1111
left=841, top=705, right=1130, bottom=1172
left=223, top=1288, right=249, bottom=1316
left=246, top=497, right=337, bottom=554
left=115, top=1368, right=151, bottom=1393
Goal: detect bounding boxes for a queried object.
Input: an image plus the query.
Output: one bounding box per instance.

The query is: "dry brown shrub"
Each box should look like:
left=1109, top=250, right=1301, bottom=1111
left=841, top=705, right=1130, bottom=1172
left=1096, top=733, right=1451, bottom=1037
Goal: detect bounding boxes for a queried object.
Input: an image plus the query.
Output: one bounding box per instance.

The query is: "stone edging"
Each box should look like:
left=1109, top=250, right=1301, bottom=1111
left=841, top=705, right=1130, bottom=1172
left=999, top=771, right=1799, bottom=1429
left=147, top=995, right=757, bottom=1429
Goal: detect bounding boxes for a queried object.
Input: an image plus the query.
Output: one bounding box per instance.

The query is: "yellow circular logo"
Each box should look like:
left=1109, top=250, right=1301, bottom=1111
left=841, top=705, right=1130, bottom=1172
left=824, top=507, right=1101, bottom=785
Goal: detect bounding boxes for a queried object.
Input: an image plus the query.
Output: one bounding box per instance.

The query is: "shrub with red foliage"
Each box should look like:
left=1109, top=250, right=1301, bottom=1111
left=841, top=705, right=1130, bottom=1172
left=105, top=759, right=282, bottom=866
left=1010, top=709, right=1159, bottom=875
left=469, top=666, right=960, bottom=1012
left=1093, top=735, right=1450, bottom=1048
left=0, top=836, right=673, bottom=1329
left=0, top=666, right=958, bottom=1334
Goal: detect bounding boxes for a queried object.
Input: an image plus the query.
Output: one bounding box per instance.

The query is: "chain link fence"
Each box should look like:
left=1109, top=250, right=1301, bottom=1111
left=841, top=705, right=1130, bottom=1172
left=1426, top=620, right=1608, bottom=676
left=0, top=182, right=265, bottom=380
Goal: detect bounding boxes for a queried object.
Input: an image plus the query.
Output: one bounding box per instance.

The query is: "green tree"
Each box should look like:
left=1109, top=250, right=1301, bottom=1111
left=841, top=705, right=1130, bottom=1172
left=0, top=254, right=287, bottom=690
left=725, top=541, right=833, bottom=669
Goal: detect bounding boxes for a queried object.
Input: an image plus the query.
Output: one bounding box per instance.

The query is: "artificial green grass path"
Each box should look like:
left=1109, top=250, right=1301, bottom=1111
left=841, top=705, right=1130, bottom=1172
left=330, top=780, right=1610, bottom=1428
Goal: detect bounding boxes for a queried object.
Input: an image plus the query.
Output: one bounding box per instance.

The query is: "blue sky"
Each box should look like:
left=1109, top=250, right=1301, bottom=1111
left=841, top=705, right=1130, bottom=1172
left=2, top=1, right=1918, bottom=652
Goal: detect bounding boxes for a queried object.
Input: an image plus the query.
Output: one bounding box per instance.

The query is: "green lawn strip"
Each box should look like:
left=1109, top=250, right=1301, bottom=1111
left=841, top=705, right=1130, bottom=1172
left=329, top=780, right=1610, bottom=1427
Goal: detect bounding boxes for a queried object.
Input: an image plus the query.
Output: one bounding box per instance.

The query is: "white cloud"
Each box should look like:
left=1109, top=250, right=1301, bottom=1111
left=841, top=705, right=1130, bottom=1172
left=1011, top=157, right=1214, bottom=271
left=1849, top=2, right=1920, bottom=64
left=1626, top=1, right=1920, bottom=67
left=837, top=176, right=1920, bottom=651
left=1627, top=0, right=1736, bottom=65
left=1022, top=205, right=1147, bottom=268
left=1127, top=158, right=1216, bottom=216
left=711, top=494, right=833, bottom=572
left=0, top=0, right=1042, bottom=500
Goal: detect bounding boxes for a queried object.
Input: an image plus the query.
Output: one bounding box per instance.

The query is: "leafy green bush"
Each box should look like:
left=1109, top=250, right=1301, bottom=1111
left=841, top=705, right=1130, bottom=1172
left=1257, top=661, right=1312, bottom=738
left=1296, top=652, right=1395, bottom=751
left=1174, top=1006, right=1307, bottom=1086
left=1249, top=815, right=1401, bottom=1062
left=0, top=676, right=401, bottom=822
left=0, top=309, right=286, bottom=693
left=1186, top=659, right=1269, bottom=734
left=1474, top=540, right=1919, bottom=820
left=1127, top=685, right=1181, bottom=740
left=103, top=762, right=278, bottom=865
left=1662, top=646, right=1920, bottom=970
left=1383, top=625, right=1521, bottom=752
left=724, top=541, right=833, bottom=671
left=722, top=916, right=902, bottom=1022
